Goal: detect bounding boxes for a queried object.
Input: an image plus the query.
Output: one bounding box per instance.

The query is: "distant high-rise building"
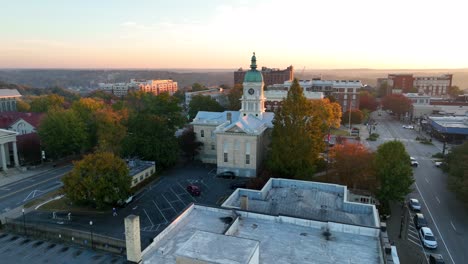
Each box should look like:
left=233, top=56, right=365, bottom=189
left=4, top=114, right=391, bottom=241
left=234, top=66, right=293, bottom=86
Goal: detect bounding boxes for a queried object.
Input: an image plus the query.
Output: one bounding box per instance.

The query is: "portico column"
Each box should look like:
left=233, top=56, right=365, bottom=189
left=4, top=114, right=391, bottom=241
left=13, top=141, right=19, bottom=167
left=0, top=143, right=7, bottom=172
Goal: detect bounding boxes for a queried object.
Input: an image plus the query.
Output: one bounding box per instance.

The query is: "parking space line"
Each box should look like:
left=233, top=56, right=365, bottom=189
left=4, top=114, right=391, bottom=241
left=424, top=178, right=429, bottom=183
left=407, top=238, right=423, bottom=248
left=435, top=196, right=441, bottom=204
left=200, top=180, right=210, bottom=189
left=152, top=200, right=168, bottom=223
left=177, top=182, right=197, bottom=202
left=408, top=229, right=419, bottom=236
left=171, top=187, right=188, bottom=205
left=143, top=209, right=154, bottom=227
left=450, top=221, right=457, bottom=231
left=162, top=192, right=178, bottom=214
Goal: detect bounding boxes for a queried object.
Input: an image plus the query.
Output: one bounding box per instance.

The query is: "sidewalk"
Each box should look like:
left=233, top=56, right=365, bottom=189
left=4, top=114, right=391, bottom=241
left=0, top=164, right=55, bottom=188
left=386, top=201, right=428, bottom=264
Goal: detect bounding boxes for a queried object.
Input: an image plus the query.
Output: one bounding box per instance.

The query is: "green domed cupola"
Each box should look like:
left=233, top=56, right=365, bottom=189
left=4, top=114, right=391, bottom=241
left=244, top=52, right=263, bottom=83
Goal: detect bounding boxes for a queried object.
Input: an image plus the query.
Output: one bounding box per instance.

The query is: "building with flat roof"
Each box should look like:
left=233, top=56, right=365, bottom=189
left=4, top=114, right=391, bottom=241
left=378, top=74, right=453, bottom=97
left=139, top=79, right=178, bottom=95
left=222, top=178, right=379, bottom=228
left=234, top=65, right=293, bottom=87
left=268, top=79, right=362, bottom=112
left=127, top=159, right=156, bottom=187
left=125, top=178, right=386, bottom=263
left=138, top=203, right=383, bottom=264
left=425, top=116, right=468, bottom=144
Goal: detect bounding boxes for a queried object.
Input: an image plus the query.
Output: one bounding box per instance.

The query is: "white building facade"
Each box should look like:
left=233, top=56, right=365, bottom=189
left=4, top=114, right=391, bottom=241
left=192, top=53, right=273, bottom=177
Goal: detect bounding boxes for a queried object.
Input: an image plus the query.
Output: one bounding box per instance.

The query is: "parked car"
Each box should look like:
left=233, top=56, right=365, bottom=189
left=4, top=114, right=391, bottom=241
left=186, top=185, right=201, bottom=196
left=413, top=213, right=427, bottom=229
left=408, top=198, right=421, bottom=211
left=429, top=254, right=445, bottom=264
left=410, top=157, right=419, bottom=167
left=434, top=161, right=444, bottom=167
left=419, top=227, right=438, bottom=249
left=230, top=181, right=248, bottom=190
left=402, top=125, right=414, bottom=129
left=117, top=195, right=134, bottom=208
left=216, top=171, right=236, bottom=179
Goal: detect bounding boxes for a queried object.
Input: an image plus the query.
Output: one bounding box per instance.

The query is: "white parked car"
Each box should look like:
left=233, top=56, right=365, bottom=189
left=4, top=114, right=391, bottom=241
left=402, top=125, right=414, bottom=129
left=419, top=227, right=438, bottom=249
left=410, top=157, right=419, bottom=167
left=408, top=198, right=421, bottom=211
left=434, top=161, right=444, bottom=167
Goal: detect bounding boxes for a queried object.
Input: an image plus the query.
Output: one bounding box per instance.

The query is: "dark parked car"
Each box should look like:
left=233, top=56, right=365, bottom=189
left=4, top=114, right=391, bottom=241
left=230, top=181, right=248, bottom=190
left=429, top=254, right=445, bottom=264
left=413, top=213, right=427, bottom=229
left=186, top=185, right=201, bottom=196
left=216, top=171, right=236, bottom=179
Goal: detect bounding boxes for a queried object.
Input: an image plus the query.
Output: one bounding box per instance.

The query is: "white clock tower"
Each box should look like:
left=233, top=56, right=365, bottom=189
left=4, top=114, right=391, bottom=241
left=240, top=52, right=266, bottom=119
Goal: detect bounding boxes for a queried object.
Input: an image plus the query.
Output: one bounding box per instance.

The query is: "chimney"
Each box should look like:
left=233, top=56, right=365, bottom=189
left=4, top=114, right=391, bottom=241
left=125, top=215, right=142, bottom=263
left=240, top=195, right=248, bottom=210
left=226, top=112, right=232, bottom=124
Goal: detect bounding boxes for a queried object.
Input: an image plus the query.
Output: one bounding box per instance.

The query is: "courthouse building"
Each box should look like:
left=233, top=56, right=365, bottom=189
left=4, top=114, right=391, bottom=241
left=192, top=53, right=273, bottom=177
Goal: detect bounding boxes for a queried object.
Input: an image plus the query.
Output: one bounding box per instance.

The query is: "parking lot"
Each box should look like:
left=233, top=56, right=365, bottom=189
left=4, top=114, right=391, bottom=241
left=24, top=164, right=239, bottom=249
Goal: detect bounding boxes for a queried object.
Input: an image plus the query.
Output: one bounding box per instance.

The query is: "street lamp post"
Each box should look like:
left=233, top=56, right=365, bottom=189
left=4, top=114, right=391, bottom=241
left=22, top=208, right=26, bottom=236
left=89, top=221, right=93, bottom=249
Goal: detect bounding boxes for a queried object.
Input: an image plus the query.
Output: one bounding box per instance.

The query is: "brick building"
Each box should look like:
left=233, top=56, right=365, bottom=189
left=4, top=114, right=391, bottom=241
left=379, top=74, right=453, bottom=97
left=234, top=66, right=293, bottom=86
left=138, top=80, right=178, bottom=95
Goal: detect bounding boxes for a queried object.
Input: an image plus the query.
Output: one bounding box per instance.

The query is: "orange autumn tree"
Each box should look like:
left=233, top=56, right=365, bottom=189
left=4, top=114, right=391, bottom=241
left=328, top=142, right=376, bottom=190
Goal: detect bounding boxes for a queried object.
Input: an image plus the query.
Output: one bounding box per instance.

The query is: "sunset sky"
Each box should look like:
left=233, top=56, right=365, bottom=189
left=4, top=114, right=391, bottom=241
left=1, top=0, right=466, bottom=69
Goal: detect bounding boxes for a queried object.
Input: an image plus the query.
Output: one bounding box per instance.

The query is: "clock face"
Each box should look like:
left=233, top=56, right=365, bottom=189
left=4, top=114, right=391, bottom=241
left=248, top=88, right=255, bottom=95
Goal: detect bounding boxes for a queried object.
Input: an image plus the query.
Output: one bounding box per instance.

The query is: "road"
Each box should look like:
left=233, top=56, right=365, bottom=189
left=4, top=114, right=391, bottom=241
left=0, top=166, right=72, bottom=214
left=367, top=111, right=467, bottom=264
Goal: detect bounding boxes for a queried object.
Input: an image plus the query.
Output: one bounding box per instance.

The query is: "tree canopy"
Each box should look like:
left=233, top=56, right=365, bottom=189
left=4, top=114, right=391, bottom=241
left=268, top=79, right=325, bottom=179
left=30, top=94, right=66, bottom=113
left=445, top=142, right=468, bottom=205
left=447, top=86, right=464, bottom=98
left=329, top=142, right=376, bottom=190
left=38, top=109, right=88, bottom=159
left=227, top=84, right=243, bottom=110
left=179, top=126, right=203, bottom=160
left=188, top=94, right=224, bottom=119
left=359, top=91, right=379, bottom=112
left=62, top=152, right=131, bottom=209
left=381, top=94, right=412, bottom=118
left=191, top=82, right=207, bottom=92
left=342, top=109, right=364, bottom=125
left=374, top=141, right=414, bottom=203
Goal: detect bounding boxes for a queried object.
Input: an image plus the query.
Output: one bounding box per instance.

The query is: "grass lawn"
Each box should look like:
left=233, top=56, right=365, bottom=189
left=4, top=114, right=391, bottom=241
left=330, top=128, right=349, bottom=136
left=39, top=196, right=108, bottom=214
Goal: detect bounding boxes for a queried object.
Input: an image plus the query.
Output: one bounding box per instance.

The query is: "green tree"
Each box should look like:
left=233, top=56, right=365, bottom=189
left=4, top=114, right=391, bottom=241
left=95, top=108, right=127, bottom=155
left=192, top=82, right=207, bottom=92
left=374, top=141, right=414, bottom=203
left=179, top=126, right=203, bottom=160
left=16, top=99, right=31, bottom=112
left=173, top=90, right=185, bottom=104
left=227, top=84, right=243, bottom=111
left=30, top=94, right=65, bottom=113
left=38, top=109, right=88, bottom=158
left=377, top=81, right=389, bottom=98
left=447, top=86, right=463, bottom=98
left=122, top=92, right=183, bottom=167
left=62, top=152, right=130, bottom=209
left=71, top=98, right=106, bottom=151
left=268, top=78, right=323, bottom=179
left=342, top=109, right=364, bottom=125
left=445, top=142, right=468, bottom=205
left=188, top=95, right=224, bottom=119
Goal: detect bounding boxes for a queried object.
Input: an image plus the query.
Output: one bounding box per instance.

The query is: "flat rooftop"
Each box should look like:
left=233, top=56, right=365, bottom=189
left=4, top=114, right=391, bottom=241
left=128, top=160, right=155, bottom=177
left=222, top=178, right=379, bottom=228
left=0, top=233, right=125, bottom=263
left=141, top=205, right=382, bottom=264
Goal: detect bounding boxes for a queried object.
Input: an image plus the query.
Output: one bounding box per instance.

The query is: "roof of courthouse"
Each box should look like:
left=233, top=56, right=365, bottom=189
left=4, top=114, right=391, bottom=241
left=0, top=112, right=45, bottom=129
left=0, top=232, right=126, bottom=264
left=141, top=204, right=382, bottom=264
left=222, top=178, right=379, bottom=228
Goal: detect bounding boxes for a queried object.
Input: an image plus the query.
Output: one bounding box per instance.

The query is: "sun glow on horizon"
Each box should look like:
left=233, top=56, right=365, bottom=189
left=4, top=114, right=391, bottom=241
left=0, top=0, right=466, bottom=69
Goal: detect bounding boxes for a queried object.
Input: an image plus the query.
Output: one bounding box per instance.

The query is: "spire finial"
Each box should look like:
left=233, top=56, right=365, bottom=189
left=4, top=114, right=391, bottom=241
left=250, top=52, right=257, bottom=70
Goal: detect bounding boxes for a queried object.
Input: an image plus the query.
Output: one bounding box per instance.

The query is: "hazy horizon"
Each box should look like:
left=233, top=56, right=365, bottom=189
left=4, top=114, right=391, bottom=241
left=1, top=0, right=466, bottom=69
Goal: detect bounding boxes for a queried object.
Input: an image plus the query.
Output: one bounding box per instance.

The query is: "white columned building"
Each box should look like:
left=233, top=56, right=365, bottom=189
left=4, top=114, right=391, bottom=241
left=0, top=129, right=19, bottom=171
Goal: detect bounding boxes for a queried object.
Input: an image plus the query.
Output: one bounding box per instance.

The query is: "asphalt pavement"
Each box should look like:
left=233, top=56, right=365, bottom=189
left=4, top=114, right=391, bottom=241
left=369, top=111, right=467, bottom=264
